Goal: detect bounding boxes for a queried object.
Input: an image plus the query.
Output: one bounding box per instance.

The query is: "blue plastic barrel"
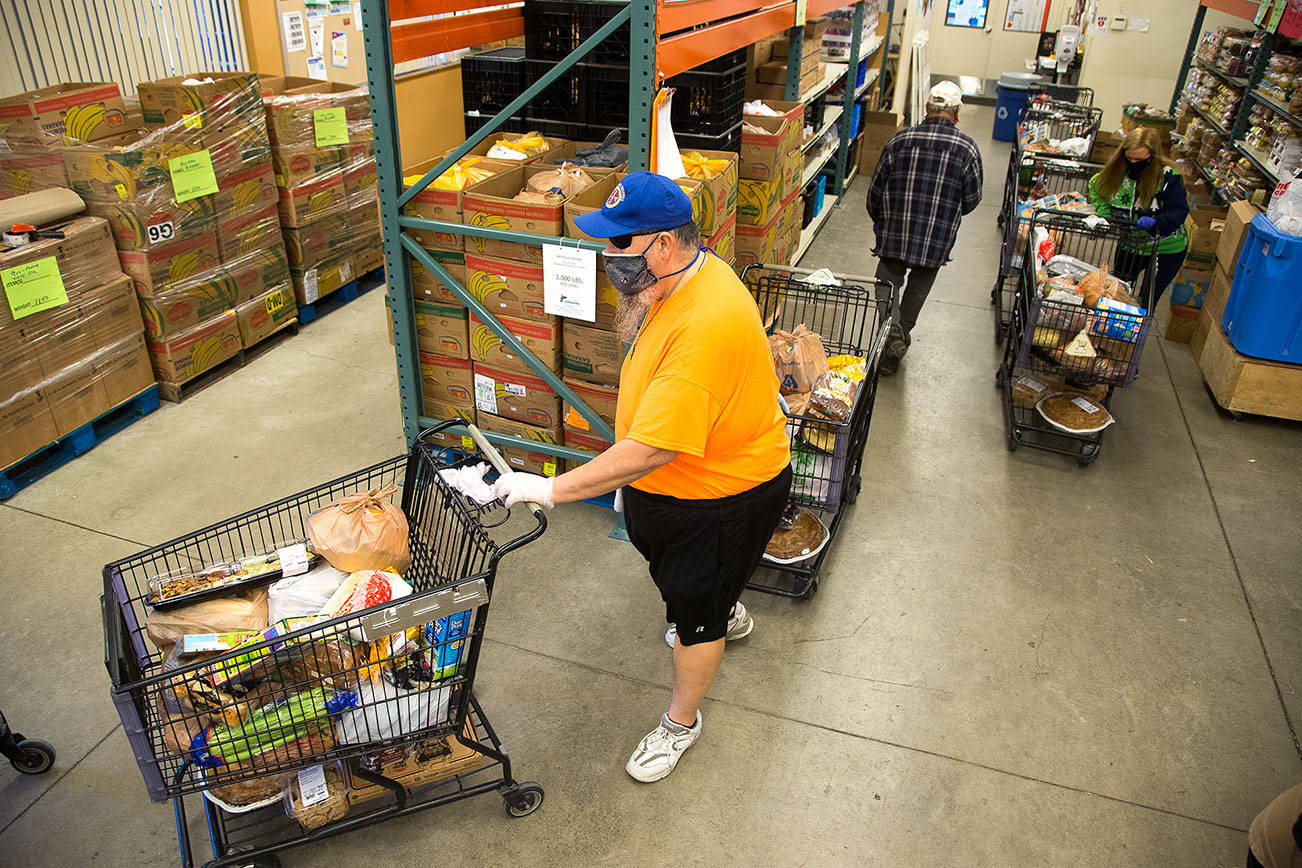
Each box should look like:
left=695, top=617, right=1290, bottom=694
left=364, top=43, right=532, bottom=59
left=994, top=72, right=1040, bottom=142
left=1222, top=213, right=1302, bottom=363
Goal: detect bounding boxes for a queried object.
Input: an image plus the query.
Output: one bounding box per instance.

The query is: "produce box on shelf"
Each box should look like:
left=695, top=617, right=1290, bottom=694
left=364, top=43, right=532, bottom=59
left=409, top=250, right=468, bottom=303
left=738, top=176, right=786, bottom=227
left=677, top=149, right=739, bottom=237
left=1216, top=199, right=1264, bottom=272
left=1185, top=205, right=1228, bottom=263
left=472, top=362, right=561, bottom=428
left=562, top=376, right=618, bottom=439
left=562, top=427, right=612, bottom=472
left=468, top=311, right=561, bottom=375
left=460, top=165, right=596, bottom=263
left=463, top=252, right=549, bottom=322
left=476, top=411, right=562, bottom=478
left=708, top=212, right=737, bottom=265
left=412, top=299, right=470, bottom=359
left=420, top=352, right=475, bottom=408
left=740, top=114, right=799, bottom=183
left=562, top=321, right=621, bottom=386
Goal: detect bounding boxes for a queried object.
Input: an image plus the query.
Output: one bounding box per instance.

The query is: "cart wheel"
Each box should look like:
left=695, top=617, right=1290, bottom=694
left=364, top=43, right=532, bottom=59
left=10, top=739, right=54, bottom=775
left=504, top=782, right=544, bottom=818
left=844, top=476, right=861, bottom=505
left=235, top=858, right=281, bottom=868
left=1007, top=432, right=1018, bottom=452
left=1079, top=444, right=1100, bottom=465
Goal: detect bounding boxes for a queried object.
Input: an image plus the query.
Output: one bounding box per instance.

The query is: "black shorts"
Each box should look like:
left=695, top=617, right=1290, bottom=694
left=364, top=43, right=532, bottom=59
left=623, top=466, right=792, bottom=646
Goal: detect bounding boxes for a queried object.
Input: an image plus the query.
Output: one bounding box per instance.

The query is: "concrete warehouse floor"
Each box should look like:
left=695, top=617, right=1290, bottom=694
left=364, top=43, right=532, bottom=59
left=1, top=105, right=1300, bottom=866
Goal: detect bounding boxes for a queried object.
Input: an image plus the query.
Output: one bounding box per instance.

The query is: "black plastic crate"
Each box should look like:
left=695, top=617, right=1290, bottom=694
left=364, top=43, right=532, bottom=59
left=675, top=121, right=742, bottom=153
left=524, top=0, right=629, bottom=65
left=461, top=47, right=526, bottom=114
left=464, top=112, right=529, bottom=138
left=578, top=62, right=746, bottom=136
left=693, top=49, right=746, bottom=74
left=528, top=116, right=588, bottom=141
left=524, top=58, right=585, bottom=120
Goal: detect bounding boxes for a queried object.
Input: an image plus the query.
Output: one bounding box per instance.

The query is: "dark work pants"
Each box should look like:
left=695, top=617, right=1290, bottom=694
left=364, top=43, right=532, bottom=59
left=874, top=258, right=940, bottom=334
left=1112, top=248, right=1188, bottom=307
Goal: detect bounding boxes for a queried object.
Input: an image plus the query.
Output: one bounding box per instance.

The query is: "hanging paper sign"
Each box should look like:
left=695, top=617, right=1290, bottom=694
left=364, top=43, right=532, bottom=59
left=543, top=243, right=596, bottom=321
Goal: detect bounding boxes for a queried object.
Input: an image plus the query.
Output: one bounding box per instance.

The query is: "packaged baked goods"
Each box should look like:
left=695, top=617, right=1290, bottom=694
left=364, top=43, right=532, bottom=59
left=284, top=762, right=350, bottom=829
left=763, top=507, right=830, bottom=565
left=807, top=370, right=858, bottom=422
left=1036, top=392, right=1115, bottom=433
left=145, top=588, right=270, bottom=654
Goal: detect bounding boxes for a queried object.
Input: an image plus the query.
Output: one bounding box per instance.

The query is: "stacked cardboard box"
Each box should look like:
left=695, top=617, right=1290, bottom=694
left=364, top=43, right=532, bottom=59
left=0, top=216, right=154, bottom=468
left=263, top=78, right=380, bottom=304
left=0, top=82, right=138, bottom=199
left=746, top=20, right=829, bottom=102
left=674, top=151, right=740, bottom=267
left=1166, top=206, right=1227, bottom=343
left=856, top=109, right=905, bottom=177
left=737, top=103, right=805, bottom=270
left=61, top=72, right=295, bottom=390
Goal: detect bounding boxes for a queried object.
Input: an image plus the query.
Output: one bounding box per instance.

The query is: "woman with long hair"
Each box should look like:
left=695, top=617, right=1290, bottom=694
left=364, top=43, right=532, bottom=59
left=1087, top=125, right=1190, bottom=306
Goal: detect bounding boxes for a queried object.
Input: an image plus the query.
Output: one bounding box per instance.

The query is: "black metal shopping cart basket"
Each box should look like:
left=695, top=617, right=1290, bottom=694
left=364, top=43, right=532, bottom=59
left=998, top=100, right=1104, bottom=228
left=992, top=153, right=1101, bottom=342
left=1031, top=84, right=1095, bottom=107
left=103, top=422, right=546, bottom=867
left=996, top=210, right=1156, bottom=465
left=742, top=265, right=891, bottom=599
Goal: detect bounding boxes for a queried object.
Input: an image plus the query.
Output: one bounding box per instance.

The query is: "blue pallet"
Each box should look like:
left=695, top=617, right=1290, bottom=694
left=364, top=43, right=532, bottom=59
left=1, top=385, right=160, bottom=500
left=297, top=267, right=385, bottom=324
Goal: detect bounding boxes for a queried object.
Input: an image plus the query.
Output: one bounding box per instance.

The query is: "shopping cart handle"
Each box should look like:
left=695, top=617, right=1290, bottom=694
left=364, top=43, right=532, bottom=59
left=463, top=423, right=546, bottom=516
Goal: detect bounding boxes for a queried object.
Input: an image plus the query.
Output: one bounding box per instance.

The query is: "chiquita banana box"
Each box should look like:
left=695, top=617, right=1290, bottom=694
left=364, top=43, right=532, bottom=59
left=0, top=83, right=134, bottom=148
left=462, top=253, right=548, bottom=322
left=146, top=311, right=242, bottom=384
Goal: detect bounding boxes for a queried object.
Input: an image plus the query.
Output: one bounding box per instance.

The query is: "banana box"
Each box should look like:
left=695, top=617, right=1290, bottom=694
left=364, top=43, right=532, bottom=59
left=352, top=238, right=385, bottom=278
left=135, top=270, right=239, bottom=342
left=779, top=186, right=802, bottom=252
left=471, top=363, right=561, bottom=428
left=461, top=166, right=578, bottom=264
left=217, top=204, right=282, bottom=265
left=209, top=131, right=273, bottom=184
left=0, top=150, right=69, bottom=198
left=343, top=155, right=378, bottom=210
left=453, top=134, right=557, bottom=165
left=283, top=212, right=351, bottom=268
left=385, top=296, right=469, bottom=358
left=675, top=149, right=738, bottom=236
left=562, top=321, right=622, bottom=387
left=0, top=83, right=134, bottom=149
left=738, top=177, right=784, bottom=227
left=410, top=249, right=468, bottom=303
left=463, top=253, right=549, bottom=322
left=271, top=143, right=347, bottom=190
left=350, top=196, right=381, bottom=233
left=147, top=310, right=241, bottom=384
left=707, top=212, right=737, bottom=265
left=739, top=114, right=794, bottom=182
left=61, top=131, right=179, bottom=198
left=476, top=411, right=562, bottom=478
left=735, top=201, right=787, bottom=271
left=420, top=352, right=475, bottom=407
left=562, top=428, right=613, bottom=473
left=420, top=398, right=476, bottom=435
left=291, top=251, right=353, bottom=305
left=137, top=72, right=262, bottom=128
left=117, top=232, right=222, bottom=298
left=81, top=198, right=215, bottom=253
left=263, top=81, right=370, bottom=145
left=213, top=161, right=278, bottom=221
left=562, top=173, right=623, bottom=242
left=277, top=173, right=348, bottom=229
left=468, top=312, right=561, bottom=375
left=234, top=282, right=297, bottom=348
left=228, top=249, right=291, bottom=307
left=562, top=376, right=618, bottom=440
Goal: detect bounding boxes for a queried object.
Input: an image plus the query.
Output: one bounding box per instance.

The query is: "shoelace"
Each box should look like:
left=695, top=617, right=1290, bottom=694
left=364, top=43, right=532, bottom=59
left=640, top=724, right=689, bottom=757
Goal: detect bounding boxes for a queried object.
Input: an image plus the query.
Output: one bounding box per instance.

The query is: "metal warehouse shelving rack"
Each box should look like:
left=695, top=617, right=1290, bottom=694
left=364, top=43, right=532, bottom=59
left=362, top=0, right=889, bottom=467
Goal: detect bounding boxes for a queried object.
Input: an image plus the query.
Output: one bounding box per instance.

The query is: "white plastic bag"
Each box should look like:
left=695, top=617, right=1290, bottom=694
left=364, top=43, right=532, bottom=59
left=1267, top=175, right=1302, bottom=236
left=268, top=562, right=349, bottom=622
left=333, top=675, right=451, bottom=745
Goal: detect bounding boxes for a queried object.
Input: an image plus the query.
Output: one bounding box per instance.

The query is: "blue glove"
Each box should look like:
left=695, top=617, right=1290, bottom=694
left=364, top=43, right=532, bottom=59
left=1136, top=216, right=1157, bottom=231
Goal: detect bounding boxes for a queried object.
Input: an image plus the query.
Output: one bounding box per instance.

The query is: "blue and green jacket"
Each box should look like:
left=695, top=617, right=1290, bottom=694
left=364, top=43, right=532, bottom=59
left=1087, top=166, right=1190, bottom=255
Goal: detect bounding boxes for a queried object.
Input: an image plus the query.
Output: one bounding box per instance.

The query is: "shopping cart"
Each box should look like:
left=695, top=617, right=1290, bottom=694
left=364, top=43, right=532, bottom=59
left=991, top=153, right=1101, bottom=342
left=742, top=265, right=891, bottom=599
left=103, top=421, right=547, bottom=867
left=998, top=100, right=1104, bottom=228
left=1031, top=84, right=1094, bottom=107
left=0, top=707, right=55, bottom=774
left=996, top=210, right=1156, bottom=464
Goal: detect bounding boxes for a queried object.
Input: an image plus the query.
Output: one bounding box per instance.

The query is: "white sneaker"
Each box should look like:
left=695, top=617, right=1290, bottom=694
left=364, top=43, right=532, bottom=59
left=664, top=600, right=754, bottom=648
left=625, top=711, right=702, bottom=783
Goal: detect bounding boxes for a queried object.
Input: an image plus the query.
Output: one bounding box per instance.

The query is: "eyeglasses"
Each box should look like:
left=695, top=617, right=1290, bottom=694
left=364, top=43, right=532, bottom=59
left=610, top=233, right=634, bottom=250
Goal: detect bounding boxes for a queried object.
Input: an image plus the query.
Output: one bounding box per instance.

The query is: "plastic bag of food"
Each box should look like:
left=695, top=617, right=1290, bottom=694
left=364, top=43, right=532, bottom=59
left=284, top=762, right=350, bottom=829
left=807, top=370, right=859, bottom=422
left=488, top=131, right=549, bottom=160
left=1267, top=174, right=1302, bottom=236
left=681, top=151, right=731, bottom=179
left=334, top=673, right=452, bottom=745
left=769, top=325, right=828, bottom=394
left=307, top=484, right=411, bottom=574
left=525, top=161, right=594, bottom=198
left=145, top=588, right=270, bottom=653
left=268, top=562, right=349, bottom=622
left=412, top=156, right=499, bottom=192
left=826, top=355, right=867, bottom=381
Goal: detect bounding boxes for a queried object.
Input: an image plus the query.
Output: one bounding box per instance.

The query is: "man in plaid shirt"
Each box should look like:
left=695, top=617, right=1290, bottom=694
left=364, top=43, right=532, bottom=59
left=867, top=81, right=983, bottom=374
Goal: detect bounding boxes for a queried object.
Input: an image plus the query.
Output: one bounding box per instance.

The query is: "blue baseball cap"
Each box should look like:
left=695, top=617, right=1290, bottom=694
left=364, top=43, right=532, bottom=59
left=573, top=171, right=694, bottom=239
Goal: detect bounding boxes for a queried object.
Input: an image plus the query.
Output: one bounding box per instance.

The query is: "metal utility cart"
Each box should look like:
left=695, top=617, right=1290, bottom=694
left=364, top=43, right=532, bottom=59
left=997, top=99, right=1104, bottom=228
left=742, top=265, right=891, bottom=599
left=1032, top=83, right=1094, bottom=107
left=103, top=423, right=547, bottom=867
left=991, top=153, right=1101, bottom=342
left=0, top=708, right=54, bottom=774
left=996, top=210, right=1156, bottom=465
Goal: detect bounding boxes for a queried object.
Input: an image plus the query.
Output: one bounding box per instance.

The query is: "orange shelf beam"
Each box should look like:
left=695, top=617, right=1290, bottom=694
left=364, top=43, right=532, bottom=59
left=657, top=0, right=792, bottom=36
left=657, top=4, right=795, bottom=78
left=389, top=0, right=513, bottom=19
left=1199, top=0, right=1263, bottom=21
left=391, top=7, right=523, bottom=62
left=805, top=0, right=852, bottom=20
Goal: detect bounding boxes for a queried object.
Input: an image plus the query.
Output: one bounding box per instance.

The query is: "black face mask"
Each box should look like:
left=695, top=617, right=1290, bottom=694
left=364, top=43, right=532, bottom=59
left=1126, top=159, right=1151, bottom=180
left=603, top=237, right=702, bottom=296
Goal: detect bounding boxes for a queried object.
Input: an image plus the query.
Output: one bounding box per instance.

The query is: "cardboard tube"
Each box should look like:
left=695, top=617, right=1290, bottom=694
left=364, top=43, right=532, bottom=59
left=0, top=187, right=85, bottom=231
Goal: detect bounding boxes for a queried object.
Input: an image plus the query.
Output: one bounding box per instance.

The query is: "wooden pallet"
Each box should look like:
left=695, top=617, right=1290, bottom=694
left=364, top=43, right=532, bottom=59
left=1, top=385, right=160, bottom=500
left=297, top=267, right=385, bottom=324
left=1195, top=318, right=1302, bottom=422
left=158, top=319, right=300, bottom=403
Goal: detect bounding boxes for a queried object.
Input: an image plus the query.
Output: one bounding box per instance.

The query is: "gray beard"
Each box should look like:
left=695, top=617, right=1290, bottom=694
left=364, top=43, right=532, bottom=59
left=614, top=288, right=654, bottom=344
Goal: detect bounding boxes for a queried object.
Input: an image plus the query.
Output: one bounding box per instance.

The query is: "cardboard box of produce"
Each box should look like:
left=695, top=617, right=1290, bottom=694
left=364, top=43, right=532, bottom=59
left=117, top=232, right=222, bottom=298
left=461, top=165, right=583, bottom=263
left=477, top=411, right=562, bottom=477
left=739, top=114, right=794, bottom=183
left=563, top=173, right=623, bottom=242
left=676, top=150, right=738, bottom=237
left=738, top=176, right=786, bottom=227
left=0, top=150, right=70, bottom=197
left=217, top=204, right=282, bottom=264
left=735, top=200, right=789, bottom=269
left=229, top=245, right=291, bottom=301
left=263, top=81, right=369, bottom=145
left=277, top=173, right=347, bottom=229
left=345, top=722, right=483, bottom=805
left=562, top=321, right=622, bottom=386
left=463, top=253, right=549, bottom=321
left=707, top=212, right=737, bottom=265
left=136, top=72, right=262, bottom=127
left=1185, top=206, right=1227, bottom=262
left=420, top=352, right=475, bottom=407
left=1165, top=302, right=1199, bottom=343
left=421, top=398, right=477, bottom=432
left=291, top=251, right=353, bottom=305
left=469, top=312, right=560, bottom=374
left=413, top=299, right=470, bottom=358
left=562, top=427, right=613, bottom=472
left=283, top=212, right=351, bottom=268
left=352, top=240, right=384, bottom=277
left=94, top=333, right=154, bottom=407
left=234, top=283, right=296, bottom=348
left=562, top=376, right=618, bottom=437
left=146, top=311, right=241, bottom=384
left=1216, top=200, right=1264, bottom=272
left=207, top=120, right=273, bottom=181
left=409, top=249, right=468, bottom=303
left=343, top=154, right=378, bottom=210
left=213, top=161, right=279, bottom=220
left=1169, top=264, right=1212, bottom=309
left=21, top=303, right=98, bottom=379
left=271, top=145, right=346, bottom=190
left=400, top=154, right=486, bottom=253
left=1089, top=130, right=1123, bottom=163
left=0, top=82, right=134, bottom=148
left=472, top=363, right=561, bottom=427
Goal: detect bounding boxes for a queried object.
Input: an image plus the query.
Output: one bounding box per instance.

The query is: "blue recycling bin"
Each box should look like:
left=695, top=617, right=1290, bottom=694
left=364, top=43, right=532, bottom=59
left=1222, top=213, right=1302, bottom=363
left=994, top=72, right=1040, bottom=142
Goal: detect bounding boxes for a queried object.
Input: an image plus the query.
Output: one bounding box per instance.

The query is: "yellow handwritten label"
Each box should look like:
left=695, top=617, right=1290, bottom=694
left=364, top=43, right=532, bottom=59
left=1, top=256, right=68, bottom=320
left=313, top=107, right=349, bottom=147
left=168, top=150, right=219, bottom=203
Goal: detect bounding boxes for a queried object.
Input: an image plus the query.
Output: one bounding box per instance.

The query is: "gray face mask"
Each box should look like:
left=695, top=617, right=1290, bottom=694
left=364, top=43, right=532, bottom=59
left=603, top=237, right=660, bottom=296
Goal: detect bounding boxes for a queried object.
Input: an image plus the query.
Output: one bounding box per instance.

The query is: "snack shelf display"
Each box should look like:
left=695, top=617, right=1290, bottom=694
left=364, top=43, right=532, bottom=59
left=103, top=424, right=548, bottom=865
left=996, top=210, right=1157, bottom=465
left=742, top=265, right=891, bottom=598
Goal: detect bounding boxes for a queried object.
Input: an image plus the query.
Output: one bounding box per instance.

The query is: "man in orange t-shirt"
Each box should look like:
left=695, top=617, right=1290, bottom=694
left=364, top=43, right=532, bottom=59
left=494, top=172, right=790, bottom=783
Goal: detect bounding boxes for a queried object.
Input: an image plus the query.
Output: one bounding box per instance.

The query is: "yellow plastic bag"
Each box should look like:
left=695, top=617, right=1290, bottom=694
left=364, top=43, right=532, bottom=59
left=681, top=151, right=730, bottom=179
left=405, top=156, right=498, bottom=192
left=826, top=354, right=867, bottom=381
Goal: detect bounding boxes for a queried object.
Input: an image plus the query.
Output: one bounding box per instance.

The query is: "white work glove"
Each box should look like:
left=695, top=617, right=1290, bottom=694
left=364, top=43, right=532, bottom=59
left=492, top=472, right=555, bottom=509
